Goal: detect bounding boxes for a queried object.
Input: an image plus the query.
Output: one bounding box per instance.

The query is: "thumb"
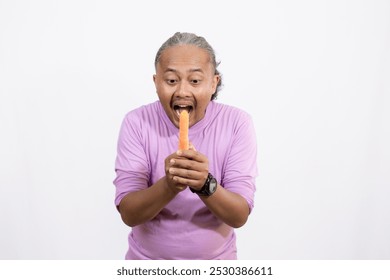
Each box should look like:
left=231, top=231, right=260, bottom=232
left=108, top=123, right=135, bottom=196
left=189, top=142, right=197, bottom=151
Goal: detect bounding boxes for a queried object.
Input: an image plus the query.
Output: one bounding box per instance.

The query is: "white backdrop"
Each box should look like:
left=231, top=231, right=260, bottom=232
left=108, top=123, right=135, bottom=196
left=1, top=0, right=389, bottom=260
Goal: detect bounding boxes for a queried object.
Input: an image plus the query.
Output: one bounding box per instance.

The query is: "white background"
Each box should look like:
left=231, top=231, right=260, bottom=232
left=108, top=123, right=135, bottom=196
left=1, top=0, right=389, bottom=260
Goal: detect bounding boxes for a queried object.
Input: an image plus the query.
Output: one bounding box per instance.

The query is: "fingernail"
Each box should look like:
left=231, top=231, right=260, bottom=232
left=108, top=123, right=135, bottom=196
left=177, top=150, right=182, bottom=156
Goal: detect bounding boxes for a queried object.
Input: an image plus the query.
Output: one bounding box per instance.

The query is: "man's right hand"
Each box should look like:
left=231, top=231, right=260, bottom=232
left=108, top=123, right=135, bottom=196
left=164, top=151, right=188, bottom=194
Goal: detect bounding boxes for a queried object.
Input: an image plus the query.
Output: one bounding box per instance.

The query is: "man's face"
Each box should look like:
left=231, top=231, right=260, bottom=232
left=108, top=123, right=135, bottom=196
left=153, top=44, right=220, bottom=128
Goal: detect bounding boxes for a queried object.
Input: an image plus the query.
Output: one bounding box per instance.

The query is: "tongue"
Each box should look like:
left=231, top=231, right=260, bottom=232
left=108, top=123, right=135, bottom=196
left=176, top=106, right=191, bottom=115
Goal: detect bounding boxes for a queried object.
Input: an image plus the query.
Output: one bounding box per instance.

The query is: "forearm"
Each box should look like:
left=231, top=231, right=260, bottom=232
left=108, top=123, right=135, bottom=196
left=200, top=185, right=250, bottom=228
left=118, top=177, right=177, bottom=227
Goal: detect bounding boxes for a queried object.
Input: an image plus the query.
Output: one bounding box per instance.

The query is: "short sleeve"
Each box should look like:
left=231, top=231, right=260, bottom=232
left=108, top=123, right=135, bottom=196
left=221, top=112, right=258, bottom=213
left=113, top=112, right=150, bottom=206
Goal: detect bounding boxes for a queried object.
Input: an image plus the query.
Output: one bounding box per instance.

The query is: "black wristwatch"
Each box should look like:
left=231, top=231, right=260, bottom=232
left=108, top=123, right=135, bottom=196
left=190, top=173, right=218, bottom=196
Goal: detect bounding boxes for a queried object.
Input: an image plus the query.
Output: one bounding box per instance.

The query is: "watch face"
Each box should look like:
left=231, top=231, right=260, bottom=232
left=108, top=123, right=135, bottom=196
left=209, top=178, right=217, bottom=193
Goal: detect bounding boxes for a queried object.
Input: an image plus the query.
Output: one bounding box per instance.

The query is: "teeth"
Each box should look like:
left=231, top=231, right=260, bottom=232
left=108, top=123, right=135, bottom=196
left=174, top=105, right=191, bottom=116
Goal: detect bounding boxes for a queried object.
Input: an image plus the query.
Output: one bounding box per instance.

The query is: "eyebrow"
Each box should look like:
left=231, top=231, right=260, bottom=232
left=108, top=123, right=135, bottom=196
left=165, top=68, right=204, bottom=74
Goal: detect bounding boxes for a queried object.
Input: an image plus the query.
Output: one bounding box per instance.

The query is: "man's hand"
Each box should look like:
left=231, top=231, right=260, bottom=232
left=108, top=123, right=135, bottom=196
left=164, top=144, right=250, bottom=228
left=165, top=144, right=209, bottom=192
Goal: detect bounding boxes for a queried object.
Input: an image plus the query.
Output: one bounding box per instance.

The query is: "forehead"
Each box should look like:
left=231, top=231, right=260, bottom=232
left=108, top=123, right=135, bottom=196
left=157, top=45, right=212, bottom=72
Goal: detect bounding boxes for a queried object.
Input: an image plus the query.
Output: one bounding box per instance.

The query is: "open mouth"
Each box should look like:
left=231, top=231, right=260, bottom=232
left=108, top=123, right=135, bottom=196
left=173, top=104, right=193, bottom=116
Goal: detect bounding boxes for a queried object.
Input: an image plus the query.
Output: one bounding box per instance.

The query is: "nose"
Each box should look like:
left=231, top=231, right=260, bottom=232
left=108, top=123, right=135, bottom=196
left=176, top=81, right=191, bottom=97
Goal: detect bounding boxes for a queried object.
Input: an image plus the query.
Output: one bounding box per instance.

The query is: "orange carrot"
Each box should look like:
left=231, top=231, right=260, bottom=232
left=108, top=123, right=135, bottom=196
left=178, top=110, right=189, bottom=150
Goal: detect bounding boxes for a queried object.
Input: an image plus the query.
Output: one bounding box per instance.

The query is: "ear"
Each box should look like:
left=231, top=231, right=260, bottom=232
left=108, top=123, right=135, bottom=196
left=211, top=74, right=220, bottom=92
left=152, top=74, right=161, bottom=95
left=153, top=74, right=158, bottom=91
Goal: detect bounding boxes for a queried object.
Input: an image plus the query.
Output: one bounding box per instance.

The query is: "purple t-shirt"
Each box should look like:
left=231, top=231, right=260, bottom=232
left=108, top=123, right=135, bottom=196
left=114, top=100, right=257, bottom=259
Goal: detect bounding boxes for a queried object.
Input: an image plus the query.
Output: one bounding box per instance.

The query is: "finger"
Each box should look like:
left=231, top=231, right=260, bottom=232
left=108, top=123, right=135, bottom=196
left=169, top=167, right=205, bottom=180
left=170, top=159, right=208, bottom=174
left=189, top=142, right=197, bottom=151
left=172, top=175, right=205, bottom=189
left=174, top=185, right=187, bottom=191
left=176, top=149, right=207, bottom=163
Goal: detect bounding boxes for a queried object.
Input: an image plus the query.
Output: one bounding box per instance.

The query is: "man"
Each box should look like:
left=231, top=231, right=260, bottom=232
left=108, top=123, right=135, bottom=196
left=114, top=32, right=257, bottom=259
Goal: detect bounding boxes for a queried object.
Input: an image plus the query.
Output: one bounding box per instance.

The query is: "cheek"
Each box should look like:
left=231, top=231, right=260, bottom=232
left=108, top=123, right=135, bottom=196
left=157, top=92, right=172, bottom=107
left=158, top=82, right=176, bottom=95
left=156, top=84, right=172, bottom=99
left=156, top=89, right=176, bottom=115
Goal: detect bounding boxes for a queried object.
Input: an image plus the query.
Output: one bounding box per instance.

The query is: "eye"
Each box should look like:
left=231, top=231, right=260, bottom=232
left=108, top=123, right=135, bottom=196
left=167, top=79, right=177, bottom=85
left=191, top=79, right=200, bottom=84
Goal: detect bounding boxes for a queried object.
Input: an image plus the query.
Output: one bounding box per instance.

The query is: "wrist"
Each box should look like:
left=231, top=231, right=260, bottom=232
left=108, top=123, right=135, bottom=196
left=190, top=173, right=218, bottom=196
left=163, top=177, right=185, bottom=196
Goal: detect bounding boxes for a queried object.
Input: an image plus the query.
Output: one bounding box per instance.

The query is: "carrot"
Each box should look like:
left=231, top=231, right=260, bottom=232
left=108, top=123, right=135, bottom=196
left=178, top=110, right=189, bottom=150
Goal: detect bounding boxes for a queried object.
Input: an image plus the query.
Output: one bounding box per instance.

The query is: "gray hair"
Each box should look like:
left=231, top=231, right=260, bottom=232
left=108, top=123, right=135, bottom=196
left=154, top=32, right=222, bottom=100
